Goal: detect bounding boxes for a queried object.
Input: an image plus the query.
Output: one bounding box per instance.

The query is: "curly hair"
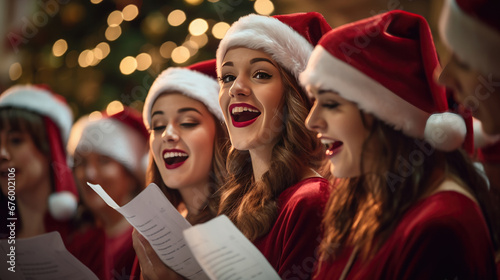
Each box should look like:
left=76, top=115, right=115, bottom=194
left=318, top=113, right=499, bottom=262
left=212, top=65, right=329, bottom=241
left=147, top=111, right=229, bottom=225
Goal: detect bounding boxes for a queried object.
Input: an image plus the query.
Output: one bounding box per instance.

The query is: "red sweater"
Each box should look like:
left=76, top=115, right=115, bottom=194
left=314, top=191, right=498, bottom=279
left=254, top=177, right=330, bottom=280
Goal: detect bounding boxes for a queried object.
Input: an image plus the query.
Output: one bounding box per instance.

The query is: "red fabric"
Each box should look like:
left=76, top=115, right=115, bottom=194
left=253, top=177, right=330, bottom=279
left=478, top=140, right=500, bottom=164
left=188, top=59, right=217, bottom=80
left=273, top=12, right=332, bottom=46
left=314, top=191, right=497, bottom=279
left=321, top=10, right=445, bottom=115
left=67, top=226, right=136, bottom=280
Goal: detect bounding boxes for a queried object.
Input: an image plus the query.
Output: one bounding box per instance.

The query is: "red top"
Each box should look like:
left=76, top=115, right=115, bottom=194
left=68, top=225, right=135, bottom=280
left=314, top=191, right=498, bottom=279
left=253, top=177, right=330, bottom=279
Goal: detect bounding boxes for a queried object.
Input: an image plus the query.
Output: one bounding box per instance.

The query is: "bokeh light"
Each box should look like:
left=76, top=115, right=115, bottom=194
left=107, top=10, right=123, bottom=27
left=254, top=0, right=274, bottom=15
left=184, top=0, right=203, bottom=5
left=52, top=39, right=68, bottom=57
left=212, top=22, right=230, bottom=39
left=106, top=100, right=124, bottom=115
left=120, top=56, right=137, bottom=75
left=136, top=53, right=152, bottom=71
left=189, top=18, right=209, bottom=36
left=122, top=4, right=139, bottom=21
left=160, top=41, right=177, bottom=59
left=171, top=46, right=190, bottom=64
left=9, top=63, right=22, bottom=81
left=168, top=10, right=186, bottom=26
left=105, top=25, right=122, bottom=41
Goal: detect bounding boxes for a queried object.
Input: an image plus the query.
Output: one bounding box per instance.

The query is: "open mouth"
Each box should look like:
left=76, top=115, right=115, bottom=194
left=163, top=150, right=188, bottom=169
left=230, top=104, right=261, bottom=128
left=322, top=139, right=343, bottom=157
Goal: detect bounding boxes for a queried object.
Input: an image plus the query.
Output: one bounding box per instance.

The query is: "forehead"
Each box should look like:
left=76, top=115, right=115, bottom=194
left=151, top=92, right=208, bottom=114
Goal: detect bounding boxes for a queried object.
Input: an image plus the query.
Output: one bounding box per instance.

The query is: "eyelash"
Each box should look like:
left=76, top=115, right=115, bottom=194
left=219, top=71, right=272, bottom=84
left=322, top=103, right=339, bottom=109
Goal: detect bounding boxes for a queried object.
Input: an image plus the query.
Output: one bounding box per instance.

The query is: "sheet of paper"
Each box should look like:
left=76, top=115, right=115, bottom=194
left=87, top=182, right=209, bottom=280
left=183, top=215, right=280, bottom=280
left=0, top=231, right=98, bottom=280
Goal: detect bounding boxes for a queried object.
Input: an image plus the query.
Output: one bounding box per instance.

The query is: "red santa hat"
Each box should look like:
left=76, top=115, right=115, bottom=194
left=67, top=106, right=149, bottom=181
left=300, top=10, right=467, bottom=152
left=143, top=59, right=223, bottom=129
left=0, top=85, right=78, bottom=220
left=439, top=0, right=500, bottom=76
left=216, top=12, right=332, bottom=80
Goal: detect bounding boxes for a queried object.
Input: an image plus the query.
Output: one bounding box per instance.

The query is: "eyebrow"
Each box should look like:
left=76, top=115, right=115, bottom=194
left=250, top=57, right=276, bottom=67
left=178, top=107, right=202, bottom=115
left=318, top=90, right=338, bottom=95
left=221, top=57, right=276, bottom=68
left=151, top=107, right=202, bottom=118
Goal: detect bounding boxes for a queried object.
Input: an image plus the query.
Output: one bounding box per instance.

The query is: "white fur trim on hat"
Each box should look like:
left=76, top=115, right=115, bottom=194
left=48, top=191, right=78, bottom=221
left=216, top=14, right=313, bottom=80
left=68, top=117, right=148, bottom=180
left=144, top=67, right=223, bottom=129
left=0, top=85, right=73, bottom=144
left=300, top=45, right=466, bottom=151
left=439, top=0, right=500, bottom=76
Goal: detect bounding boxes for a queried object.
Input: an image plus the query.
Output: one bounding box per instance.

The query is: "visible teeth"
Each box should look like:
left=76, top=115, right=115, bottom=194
left=231, top=106, right=259, bottom=114
left=320, top=139, right=335, bottom=145
left=163, top=152, right=188, bottom=159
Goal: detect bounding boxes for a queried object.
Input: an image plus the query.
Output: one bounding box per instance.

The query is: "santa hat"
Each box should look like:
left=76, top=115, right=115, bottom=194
left=143, top=59, right=223, bottom=129
left=439, top=0, right=500, bottom=76
left=300, top=10, right=467, bottom=152
left=67, top=106, right=149, bottom=181
left=216, top=12, right=332, bottom=80
left=0, top=85, right=78, bottom=220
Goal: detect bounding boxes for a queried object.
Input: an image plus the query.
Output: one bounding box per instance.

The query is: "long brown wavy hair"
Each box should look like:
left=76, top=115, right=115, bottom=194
left=211, top=65, right=330, bottom=241
left=146, top=110, right=229, bottom=225
left=319, top=113, right=500, bottom=261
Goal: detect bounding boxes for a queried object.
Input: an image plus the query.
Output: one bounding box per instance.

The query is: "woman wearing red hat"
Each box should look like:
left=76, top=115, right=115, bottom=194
left=301, top=10, right=499, bottom=279
left=67, top=106, right=149, bottom=279
left=130, top=59, right=229, bottom=279
left=214, top=12, right=332, bottom=278
left=0, top=85, right=91, bottom=266
left=439, top=0, right=500, bottom=272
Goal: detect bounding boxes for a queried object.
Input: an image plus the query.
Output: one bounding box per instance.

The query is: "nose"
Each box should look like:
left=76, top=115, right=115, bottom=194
left=229, top=75, right=251, bottom=97
left=84, top=163, right=97, bottom=181
left=163, top=124, right=179, bottom=143
left=305, top=102, right=326, bottom=132
left=0, top=140, right=10, bottom=161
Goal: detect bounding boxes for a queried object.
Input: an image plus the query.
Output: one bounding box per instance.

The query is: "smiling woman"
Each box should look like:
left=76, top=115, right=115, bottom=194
left=213, top=12, right=332, bottom=279
left=130, top=59, right=229, bottom=280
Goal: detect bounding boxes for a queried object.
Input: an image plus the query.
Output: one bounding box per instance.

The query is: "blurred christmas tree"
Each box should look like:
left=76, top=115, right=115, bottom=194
left=1, top=0, right=276, bottom=118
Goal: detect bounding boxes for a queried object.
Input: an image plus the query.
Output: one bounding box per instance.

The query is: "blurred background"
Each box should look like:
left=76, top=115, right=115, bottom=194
left=0, top=0, right=447, bottom=119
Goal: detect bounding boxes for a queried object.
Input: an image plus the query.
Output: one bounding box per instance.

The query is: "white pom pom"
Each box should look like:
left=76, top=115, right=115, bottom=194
left=472, top=118, right=500, bottom=148
left=48, top=191, right=78, bottom=221
left=424, top=112, right=466, bottom=152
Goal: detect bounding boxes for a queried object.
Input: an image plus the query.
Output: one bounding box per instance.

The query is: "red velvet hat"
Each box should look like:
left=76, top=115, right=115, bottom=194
left=300, top=10, right=467, bottom=151
left=216, top=12, right=332, bottom=81
left=439, top=0, right=500, bottom=76
left=143, top=59, right=223, bottom=129
left=0, top=85, right=78, bottom=220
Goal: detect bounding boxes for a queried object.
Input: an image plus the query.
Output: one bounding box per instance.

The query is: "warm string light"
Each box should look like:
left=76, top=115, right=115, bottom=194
left=9, top=63, right=22, bottom=81
left=254, top=0, right=274, bottom=15
left=106, top=101, right=125, bottom=115
left=52, top=39, right=68, bottom=57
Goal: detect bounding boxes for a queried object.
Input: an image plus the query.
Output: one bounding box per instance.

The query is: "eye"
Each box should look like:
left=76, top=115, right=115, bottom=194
left=254, top=71, right=272, bottom=79
left=220, top=74, right=236, bottom=84
left=180, top=122, right=199, bottom=128
left=8, top=134, right=25, bottom=145
left=152, top=125, right=166, bottom=133
left=322, top=102, right=339, bottom=109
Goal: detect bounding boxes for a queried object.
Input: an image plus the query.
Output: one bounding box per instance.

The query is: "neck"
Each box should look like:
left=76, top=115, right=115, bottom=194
left=17, top=178, right=51, bottom=238
left=249, top=144, right=274, bottom=182
left=178, top=182, right=210, bottom=216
